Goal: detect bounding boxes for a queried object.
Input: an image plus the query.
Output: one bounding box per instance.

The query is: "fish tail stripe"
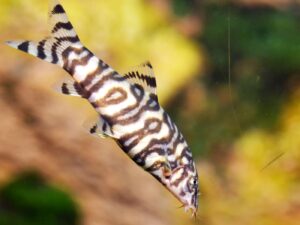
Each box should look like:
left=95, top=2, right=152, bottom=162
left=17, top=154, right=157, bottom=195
left=51, top=42, right=59, bottom=64
left=6, top=0, right=82, bottom=67
left=49, top=0, right=89, bottom=79
left=49, top=1, right=80, bottom=42
left=37, top=40, right=47, bottom=59
left=145, top=61, right=153, bottom=69
left=51, top=22, right=73, bottom=33
left=51, top=2, right=65, bottom=14
left=17, top=41, right=29, bottom=52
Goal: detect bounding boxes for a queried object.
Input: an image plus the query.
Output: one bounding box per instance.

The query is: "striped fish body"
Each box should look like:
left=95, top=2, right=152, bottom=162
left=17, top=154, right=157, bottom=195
left=6, top=0, right=199, bottom=216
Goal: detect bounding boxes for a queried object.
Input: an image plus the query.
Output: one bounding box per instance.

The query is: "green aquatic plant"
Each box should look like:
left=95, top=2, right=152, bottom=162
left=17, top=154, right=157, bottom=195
left=0, top=171, right=80, bottom=225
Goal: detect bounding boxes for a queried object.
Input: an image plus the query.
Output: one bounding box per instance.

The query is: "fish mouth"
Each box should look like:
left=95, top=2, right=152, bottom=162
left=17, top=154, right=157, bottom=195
left=165, top=183, right=186, bottom=203
left=184, top=205, right=197, bottom=218
left=165, top=183, right=197, bottom=217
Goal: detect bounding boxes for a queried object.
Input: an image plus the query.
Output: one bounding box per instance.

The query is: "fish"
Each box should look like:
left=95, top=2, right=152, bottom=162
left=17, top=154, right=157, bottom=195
left=6, top=0, right=199, bottom=216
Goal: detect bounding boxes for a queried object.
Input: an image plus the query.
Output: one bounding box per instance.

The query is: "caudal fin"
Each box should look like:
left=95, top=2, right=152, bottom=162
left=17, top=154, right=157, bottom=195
left=6, top=0, right=82, bottom=67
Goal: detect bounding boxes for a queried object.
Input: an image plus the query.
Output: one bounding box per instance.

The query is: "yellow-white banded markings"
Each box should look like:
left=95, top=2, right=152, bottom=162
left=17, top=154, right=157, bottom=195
left=159, top=113, right=195, bottom=174
left=62, top=48, right=98, bottom=82
left=129, top=112, right=178, bottom=171
left=144, top=152, right=166, bottom=169
left=174, top=143, right=185, bottom=160
left=132, top=144, right=166, bottom=166
left=92, top=83, right=138, bottom=116
left=109, top=92, right=159, bottom=132
left=88, top=79, right=122, bottom=101
left=169, top=166, right=189, bottom=188
left=115, top=92, right=149, bottom=122
left=72, top=54, right=98, bottom=82
left=125, top=117, right=163, bottom=148
left=93, top=83, right=146, bottom=122
left=116, top=109, right=162, bottom=134
left=67, top=49, right=89, bottom=64
left=78, top=59, right=109, bottom=88
left=172, top=139, right=194, bottom=171
left=117, top=114, right=166, bottom=155
left=84, top=67, right=115, bottom=90
left=114, top=92, right=160, bottom=126
left=99, top=87, right=128, bottom=109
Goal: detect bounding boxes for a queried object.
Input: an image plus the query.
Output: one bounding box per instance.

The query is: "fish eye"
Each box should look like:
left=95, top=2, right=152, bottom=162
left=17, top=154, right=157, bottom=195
left=188, top=178, right=195, bottom=189
left=189, top=177, right=196, bottom=185
left=193, top=179, right=197, bottom=185
left=188, top=178, right=197, bottom=192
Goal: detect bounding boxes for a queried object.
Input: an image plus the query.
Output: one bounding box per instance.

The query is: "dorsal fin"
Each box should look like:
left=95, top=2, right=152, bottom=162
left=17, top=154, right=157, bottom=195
left=123, top=61, right=157, bottom=96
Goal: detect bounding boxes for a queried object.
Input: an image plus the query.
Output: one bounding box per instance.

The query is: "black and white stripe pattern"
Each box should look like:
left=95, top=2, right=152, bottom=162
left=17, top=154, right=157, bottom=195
left=6, top=0, right=199, bottom=216
left=6, top=0, right=81, bottom=67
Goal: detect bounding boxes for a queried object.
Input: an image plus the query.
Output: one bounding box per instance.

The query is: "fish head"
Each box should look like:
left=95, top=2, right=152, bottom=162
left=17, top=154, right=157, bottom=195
left=166, top=163, right=199, bottom=216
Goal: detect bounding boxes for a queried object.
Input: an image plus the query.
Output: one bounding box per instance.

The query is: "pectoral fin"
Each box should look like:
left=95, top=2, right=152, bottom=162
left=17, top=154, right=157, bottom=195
left=83, top=115, right=114, bottom=138
left=54, top=78, right=85, bottom=97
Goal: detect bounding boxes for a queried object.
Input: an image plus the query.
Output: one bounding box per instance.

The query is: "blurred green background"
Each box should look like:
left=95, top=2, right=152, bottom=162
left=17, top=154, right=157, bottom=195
left=0, top=0, right=299, bottom=225
left=0, top=171, right=80, bottom=225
